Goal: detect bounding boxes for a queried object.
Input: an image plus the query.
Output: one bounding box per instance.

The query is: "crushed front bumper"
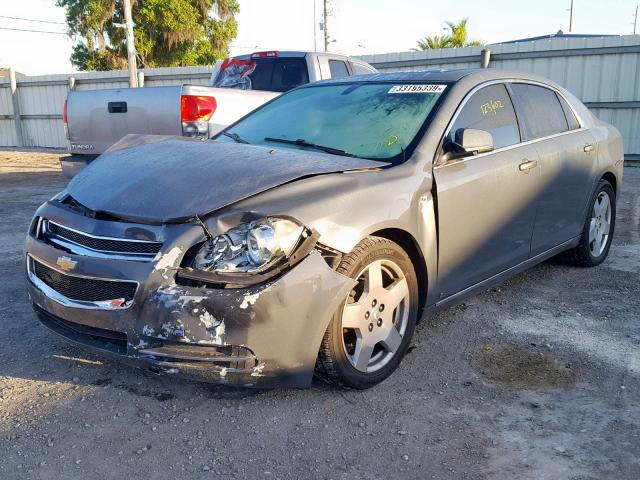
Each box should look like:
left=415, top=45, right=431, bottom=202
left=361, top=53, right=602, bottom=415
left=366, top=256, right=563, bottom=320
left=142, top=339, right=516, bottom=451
left=25, top=201, right=355, bottom=388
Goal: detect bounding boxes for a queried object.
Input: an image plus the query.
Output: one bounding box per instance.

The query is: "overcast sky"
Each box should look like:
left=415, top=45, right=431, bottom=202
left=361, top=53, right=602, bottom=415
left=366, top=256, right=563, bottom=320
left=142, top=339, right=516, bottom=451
left=1, top=0, right=638, bottom=75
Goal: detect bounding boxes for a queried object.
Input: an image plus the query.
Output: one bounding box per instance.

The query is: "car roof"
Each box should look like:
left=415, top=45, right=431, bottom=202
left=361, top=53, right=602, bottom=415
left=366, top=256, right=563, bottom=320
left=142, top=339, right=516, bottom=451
left=231, top=51, right=357, bottom=61
left=310, top=68, right=559, bottom=87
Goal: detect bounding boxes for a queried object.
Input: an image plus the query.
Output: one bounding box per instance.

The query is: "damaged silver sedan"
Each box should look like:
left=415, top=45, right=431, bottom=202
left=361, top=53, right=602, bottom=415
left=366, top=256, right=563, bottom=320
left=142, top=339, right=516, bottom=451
left=25, top=69, right=623, bottom=389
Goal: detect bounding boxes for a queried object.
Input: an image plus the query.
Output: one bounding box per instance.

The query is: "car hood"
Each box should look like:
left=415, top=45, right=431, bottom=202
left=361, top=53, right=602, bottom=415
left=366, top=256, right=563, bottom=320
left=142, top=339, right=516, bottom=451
left=67, top=135, right=387, bottom=223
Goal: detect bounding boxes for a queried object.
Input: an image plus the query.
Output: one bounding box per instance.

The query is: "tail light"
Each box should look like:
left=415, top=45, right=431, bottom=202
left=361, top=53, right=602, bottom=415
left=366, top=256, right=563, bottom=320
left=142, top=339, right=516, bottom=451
left=63, top=99, right=70, bottom=141
left=181, top=95, right=216, bottom=138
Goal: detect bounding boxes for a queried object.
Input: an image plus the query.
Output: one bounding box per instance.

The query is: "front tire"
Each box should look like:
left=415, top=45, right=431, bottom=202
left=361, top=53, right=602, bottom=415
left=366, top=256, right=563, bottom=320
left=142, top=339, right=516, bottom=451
left=567, top=179, right=616, bottom=267
left=317, top=236, right=419, bottom=389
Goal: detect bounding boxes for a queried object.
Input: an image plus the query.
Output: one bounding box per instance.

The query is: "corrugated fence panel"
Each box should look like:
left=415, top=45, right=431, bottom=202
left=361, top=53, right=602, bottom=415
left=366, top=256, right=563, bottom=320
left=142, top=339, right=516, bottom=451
left=22, top=119, right=66, bottom=149
left=360, top=35, right=640, bottom=155
left=0, top=65, right=219, bottom=148
left=2, top=37, right=640, bottom=153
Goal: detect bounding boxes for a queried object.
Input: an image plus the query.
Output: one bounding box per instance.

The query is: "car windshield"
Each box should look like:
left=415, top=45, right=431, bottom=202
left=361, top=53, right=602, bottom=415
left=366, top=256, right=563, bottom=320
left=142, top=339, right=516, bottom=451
left=215, top=82, right=448, bottom=162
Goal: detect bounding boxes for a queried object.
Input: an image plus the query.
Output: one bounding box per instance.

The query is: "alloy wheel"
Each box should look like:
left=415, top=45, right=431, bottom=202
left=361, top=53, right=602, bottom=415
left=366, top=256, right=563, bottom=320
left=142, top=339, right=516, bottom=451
left=340, top=259, right=410, bottom=373
left=589, top=191, right=612, bottom=257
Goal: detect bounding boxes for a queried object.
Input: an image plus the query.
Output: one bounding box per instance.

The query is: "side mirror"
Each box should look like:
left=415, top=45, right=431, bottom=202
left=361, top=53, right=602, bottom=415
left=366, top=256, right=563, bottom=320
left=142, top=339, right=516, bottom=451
left=455, top=128, right=494, bottom=155
left=442, top=128, right=494, bottom=161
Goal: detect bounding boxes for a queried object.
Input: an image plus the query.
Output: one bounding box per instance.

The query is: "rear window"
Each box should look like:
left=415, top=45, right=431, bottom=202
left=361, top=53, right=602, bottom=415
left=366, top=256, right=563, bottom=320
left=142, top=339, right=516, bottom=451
left=213, top=57, right=309, bottom=92
left=510, top=83, right=569, bottom=140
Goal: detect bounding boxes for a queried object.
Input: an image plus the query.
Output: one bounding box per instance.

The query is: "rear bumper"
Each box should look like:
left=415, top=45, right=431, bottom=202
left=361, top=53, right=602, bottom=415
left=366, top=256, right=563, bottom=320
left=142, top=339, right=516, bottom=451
left=60, top=154, right=98, bottom=178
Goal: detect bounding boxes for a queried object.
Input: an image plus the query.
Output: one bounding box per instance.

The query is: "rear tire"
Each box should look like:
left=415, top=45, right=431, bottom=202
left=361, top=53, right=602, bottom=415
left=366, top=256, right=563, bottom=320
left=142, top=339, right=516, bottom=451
left=316, top=236, right=419, bottom=389
left=566, top=179, right=616, bottom=267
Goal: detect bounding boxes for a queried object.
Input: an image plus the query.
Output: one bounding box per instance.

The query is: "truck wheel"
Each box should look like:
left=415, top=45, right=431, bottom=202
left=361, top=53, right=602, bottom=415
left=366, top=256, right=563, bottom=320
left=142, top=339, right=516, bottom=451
left=317, top=236, right=419, bottom=389
left=566, top=179, right=616, bottom=267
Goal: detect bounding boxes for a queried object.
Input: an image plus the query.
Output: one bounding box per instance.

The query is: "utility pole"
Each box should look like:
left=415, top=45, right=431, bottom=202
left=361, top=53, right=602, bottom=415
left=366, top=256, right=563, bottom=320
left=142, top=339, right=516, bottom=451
left=568, top=0, right=574, bottom=33
left=313, top=0, right=317, bottom=51
left=323, top=0, right=329, bottom=52
left=634, top=5, right=638, bottom=35
left=123, top=0, right=138, bottom=87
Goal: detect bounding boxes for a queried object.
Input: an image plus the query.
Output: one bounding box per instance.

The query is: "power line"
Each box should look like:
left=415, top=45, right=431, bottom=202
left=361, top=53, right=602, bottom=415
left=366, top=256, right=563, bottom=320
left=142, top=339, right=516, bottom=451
left=0, top=15, right=65, bottom=25
left=0, top=26, right=67, bottom=35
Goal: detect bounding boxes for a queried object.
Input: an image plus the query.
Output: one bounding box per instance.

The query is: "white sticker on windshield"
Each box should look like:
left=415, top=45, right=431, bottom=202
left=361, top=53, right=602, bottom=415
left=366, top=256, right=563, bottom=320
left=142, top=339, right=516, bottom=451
left=388, top=84, right=446, bottom=94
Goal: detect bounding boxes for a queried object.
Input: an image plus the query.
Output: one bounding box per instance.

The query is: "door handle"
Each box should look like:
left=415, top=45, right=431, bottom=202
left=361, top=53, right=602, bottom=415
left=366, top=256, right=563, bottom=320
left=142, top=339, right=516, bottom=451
left=108, top=101, right=127, bottom=113
left=583, top=143, right=595, bottom=153
left=519, top=159, right=538, bottom=172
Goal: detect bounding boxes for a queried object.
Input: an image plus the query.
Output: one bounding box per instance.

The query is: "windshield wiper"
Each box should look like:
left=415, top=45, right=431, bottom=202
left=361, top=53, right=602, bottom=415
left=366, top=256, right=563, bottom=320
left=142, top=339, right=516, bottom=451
left=264, top=137, right=357, bottom=157
left=221, top=131, right=250, bottom=144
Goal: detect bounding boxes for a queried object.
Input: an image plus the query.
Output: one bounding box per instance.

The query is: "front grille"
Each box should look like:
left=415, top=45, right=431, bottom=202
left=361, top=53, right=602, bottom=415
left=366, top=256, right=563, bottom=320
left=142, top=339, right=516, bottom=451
left=40, top=219, right=162, bottom=260
left=30, top=257, right=137, bottom=303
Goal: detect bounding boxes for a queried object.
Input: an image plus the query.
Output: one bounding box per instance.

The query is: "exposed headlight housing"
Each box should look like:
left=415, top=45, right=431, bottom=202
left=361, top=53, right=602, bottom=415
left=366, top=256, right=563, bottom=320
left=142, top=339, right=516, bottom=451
left=179, top=217, right=318, bottom=287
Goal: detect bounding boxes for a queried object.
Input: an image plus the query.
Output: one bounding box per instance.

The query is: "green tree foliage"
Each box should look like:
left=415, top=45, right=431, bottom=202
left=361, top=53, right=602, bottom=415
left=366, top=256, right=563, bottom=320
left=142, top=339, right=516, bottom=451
left=56, top=0, right=239, bottom=70
left=415, top=18, right=482, bottom=51
left=416, top=34, right=452, bottom=50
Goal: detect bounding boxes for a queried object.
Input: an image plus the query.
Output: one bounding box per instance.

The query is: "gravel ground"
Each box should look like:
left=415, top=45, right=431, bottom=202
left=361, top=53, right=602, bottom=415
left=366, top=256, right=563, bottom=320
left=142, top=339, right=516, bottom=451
left=0, top=151, right=638, bottom=480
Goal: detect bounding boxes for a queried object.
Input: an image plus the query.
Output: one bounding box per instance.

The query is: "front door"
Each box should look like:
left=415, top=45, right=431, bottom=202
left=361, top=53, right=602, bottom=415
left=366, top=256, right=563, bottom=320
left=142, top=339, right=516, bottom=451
left=434, top=83, right=541, bottom=298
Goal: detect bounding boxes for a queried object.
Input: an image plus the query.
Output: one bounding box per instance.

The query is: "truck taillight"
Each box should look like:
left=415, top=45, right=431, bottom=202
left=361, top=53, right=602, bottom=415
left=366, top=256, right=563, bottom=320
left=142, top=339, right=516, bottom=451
left=181, top=95, right=216, bottom=139
left=181, top=95, right=216, bottom=122
left=251, top=51, right=279, bottom=58
left=63, top=99, right=70, bottom=142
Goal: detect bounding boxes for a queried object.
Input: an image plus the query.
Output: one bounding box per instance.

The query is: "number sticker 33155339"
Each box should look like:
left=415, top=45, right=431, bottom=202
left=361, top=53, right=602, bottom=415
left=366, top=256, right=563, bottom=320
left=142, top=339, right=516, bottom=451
left=388, top=84, right=446, bottom=94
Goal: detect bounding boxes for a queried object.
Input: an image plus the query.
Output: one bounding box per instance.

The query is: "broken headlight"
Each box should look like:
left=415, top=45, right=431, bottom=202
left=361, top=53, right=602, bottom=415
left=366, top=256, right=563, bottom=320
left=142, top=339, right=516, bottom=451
left=192, top=217, right=306, bottom=274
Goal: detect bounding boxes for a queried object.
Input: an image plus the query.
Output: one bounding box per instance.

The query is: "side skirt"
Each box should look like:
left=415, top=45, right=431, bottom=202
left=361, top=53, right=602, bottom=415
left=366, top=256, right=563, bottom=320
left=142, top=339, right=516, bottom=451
left=424, top=236, right=580, bottom=316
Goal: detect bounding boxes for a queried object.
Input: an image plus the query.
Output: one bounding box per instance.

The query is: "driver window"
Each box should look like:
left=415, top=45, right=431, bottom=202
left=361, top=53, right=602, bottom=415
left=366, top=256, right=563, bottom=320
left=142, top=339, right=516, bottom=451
left=448, top=84, right=520, bottom=150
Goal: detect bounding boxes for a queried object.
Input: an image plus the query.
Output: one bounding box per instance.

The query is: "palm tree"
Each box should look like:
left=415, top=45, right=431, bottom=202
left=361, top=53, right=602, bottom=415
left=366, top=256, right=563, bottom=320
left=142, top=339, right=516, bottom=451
left=445, top=18, right=482, bottom=47
left=414, top=18, right=483, bottom=51
left=415, top=34, right=452, bottom=50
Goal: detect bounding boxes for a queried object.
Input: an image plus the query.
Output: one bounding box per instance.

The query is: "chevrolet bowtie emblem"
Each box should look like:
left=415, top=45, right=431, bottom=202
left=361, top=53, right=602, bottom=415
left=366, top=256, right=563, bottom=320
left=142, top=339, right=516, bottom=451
left=56, top=256, right=77, bottom=271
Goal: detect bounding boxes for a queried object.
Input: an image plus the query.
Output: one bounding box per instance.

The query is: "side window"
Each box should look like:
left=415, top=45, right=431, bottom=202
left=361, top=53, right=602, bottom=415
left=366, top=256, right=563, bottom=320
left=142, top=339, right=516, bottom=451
left=328, top=60, right=350, bottom=79
left=448, top=84, right=520, bottom=150
left=352, top=63, right=375, bottom=75
left=510, top=83, right=569, bottom=139
left=557, top=93, right=580, bottom=130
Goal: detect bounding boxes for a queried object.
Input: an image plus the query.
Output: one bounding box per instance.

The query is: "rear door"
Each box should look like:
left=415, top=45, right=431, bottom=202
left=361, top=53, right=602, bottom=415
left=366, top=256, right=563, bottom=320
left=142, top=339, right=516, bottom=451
left=433, top=83, right=541, bottom=298
left=66, top=86, right=182, bottom=155
left=509, top=83, right=597, bottom=255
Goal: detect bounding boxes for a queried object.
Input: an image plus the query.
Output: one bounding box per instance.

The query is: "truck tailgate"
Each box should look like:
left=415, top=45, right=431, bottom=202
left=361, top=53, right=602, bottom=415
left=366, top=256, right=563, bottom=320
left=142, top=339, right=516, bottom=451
left=181, top=85, right=280, bottom=135
left=66, top=86, right=182, bottom=155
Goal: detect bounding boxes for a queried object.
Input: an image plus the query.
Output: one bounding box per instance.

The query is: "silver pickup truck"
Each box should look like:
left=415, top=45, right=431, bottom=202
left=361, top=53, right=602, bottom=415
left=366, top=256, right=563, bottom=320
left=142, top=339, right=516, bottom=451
left=61, top=51, right=377, bottom=177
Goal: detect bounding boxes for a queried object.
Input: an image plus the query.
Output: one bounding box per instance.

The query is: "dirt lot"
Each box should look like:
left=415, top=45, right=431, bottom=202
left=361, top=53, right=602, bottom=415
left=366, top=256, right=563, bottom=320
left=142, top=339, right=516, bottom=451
left=1, top=151, right=638, bottom=480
